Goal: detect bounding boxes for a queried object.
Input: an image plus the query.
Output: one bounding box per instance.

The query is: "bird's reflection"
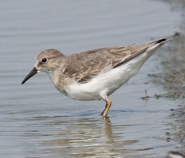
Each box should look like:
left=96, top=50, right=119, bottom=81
left=103, top=117, right=114, bottom=143
left=24, top=115, right=138, bottom=157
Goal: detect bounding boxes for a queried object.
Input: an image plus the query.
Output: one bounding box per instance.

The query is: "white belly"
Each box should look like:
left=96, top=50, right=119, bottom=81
left=66, top=46, right=159, bottom=101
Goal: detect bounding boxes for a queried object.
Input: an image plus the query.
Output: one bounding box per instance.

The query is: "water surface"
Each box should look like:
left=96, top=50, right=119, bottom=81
left=0, top=0, right=184, bottom=157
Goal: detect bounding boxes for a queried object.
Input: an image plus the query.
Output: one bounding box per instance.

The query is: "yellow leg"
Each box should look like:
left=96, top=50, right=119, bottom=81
left=101, top=96, right=112, bottom=117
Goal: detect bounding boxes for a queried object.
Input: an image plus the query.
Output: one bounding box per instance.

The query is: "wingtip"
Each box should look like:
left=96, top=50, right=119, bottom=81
left=156, top=38, right=167, bottom=43
left=156, top=37, right=171, bottom=44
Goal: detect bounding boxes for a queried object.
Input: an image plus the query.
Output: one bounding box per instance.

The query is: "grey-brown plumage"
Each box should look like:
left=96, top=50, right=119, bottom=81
left=56, top=39, right=167, bottom=84
left=22, top=38, right=170, bottom=117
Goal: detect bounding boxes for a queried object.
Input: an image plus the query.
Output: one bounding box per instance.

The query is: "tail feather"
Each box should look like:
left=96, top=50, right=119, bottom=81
left=151, top=37, right=171, bottom=45
left=114, top=37, right=170, bottom=68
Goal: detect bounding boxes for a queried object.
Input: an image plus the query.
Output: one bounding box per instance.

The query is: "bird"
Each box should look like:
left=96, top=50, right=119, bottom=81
left=22, top=38, right=170, bottom=117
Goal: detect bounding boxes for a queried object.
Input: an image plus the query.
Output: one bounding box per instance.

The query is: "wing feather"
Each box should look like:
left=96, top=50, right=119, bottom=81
left=63, top=38, right=168, bottom=83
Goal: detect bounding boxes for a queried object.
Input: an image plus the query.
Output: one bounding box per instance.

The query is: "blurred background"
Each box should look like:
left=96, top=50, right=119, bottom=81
left=0, top=0, right=185, bottom=157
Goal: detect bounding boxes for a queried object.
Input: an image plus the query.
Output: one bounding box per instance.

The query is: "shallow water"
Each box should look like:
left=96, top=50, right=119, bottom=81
left=0, top=0, right=184, bottom=158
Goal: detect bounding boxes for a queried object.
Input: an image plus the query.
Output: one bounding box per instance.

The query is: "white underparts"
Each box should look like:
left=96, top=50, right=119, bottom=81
left=65, top=44, right=162, bottom=101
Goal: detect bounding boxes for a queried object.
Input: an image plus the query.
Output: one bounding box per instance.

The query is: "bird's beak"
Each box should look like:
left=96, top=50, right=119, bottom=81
left=22, top=67, right=38, bottom=84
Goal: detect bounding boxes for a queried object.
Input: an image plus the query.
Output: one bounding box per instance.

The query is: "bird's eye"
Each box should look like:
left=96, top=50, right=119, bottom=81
left=41, top=58, right=47, bottom=63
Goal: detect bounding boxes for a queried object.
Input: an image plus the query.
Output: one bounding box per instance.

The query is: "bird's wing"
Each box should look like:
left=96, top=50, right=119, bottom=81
left=63, top=38, right=168, bottom=83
